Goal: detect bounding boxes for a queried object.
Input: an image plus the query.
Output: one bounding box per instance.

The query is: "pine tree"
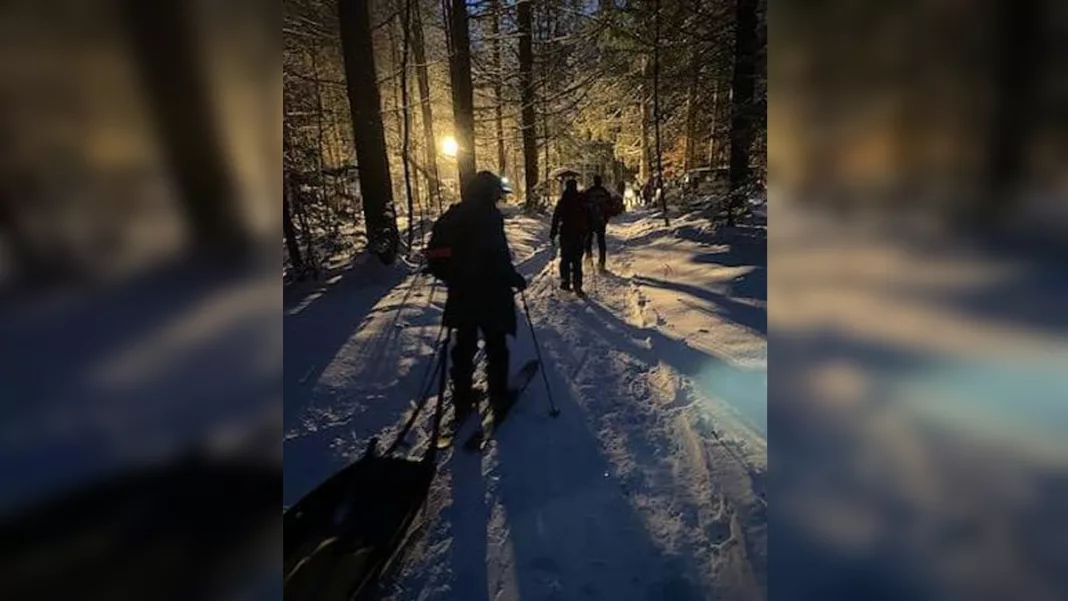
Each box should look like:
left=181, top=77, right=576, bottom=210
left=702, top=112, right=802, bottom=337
left=338, top=0, right=400, bottom=263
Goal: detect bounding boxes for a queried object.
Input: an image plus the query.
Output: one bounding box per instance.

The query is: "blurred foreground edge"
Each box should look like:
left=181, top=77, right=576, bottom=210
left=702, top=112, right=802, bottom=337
left=0, top=452, right=279, bottom=601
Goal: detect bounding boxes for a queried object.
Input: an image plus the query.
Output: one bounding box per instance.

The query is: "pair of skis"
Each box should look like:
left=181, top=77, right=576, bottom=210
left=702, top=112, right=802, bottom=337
left=446, top=359, right=541, bottom=452
left=401, top=358, right=540, bottom=455
left=401, top=291, right=558, bottom=454
left=452, top=356, right=538, bottom=452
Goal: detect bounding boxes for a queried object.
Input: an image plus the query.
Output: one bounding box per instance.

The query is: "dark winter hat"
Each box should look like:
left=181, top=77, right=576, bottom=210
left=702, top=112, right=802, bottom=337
left=466, top=170, right=509, bottom=204
left=565, top=178, right=578, bottom=191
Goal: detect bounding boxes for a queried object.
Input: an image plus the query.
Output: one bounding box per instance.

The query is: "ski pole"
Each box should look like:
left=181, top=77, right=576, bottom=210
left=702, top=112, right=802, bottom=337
left=425, top=331, right=451, bottom=463
left=519, top=290, right=560, bottom=417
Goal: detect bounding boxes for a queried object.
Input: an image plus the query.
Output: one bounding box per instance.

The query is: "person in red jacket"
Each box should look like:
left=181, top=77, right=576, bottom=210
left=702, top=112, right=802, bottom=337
left=550, top=178, right=590, bottom=294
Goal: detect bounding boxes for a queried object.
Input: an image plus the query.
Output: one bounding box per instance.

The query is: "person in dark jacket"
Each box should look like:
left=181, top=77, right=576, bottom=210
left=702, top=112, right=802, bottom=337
left=550, top=178, right=590, bottom=294
left=583, top=175, right=612, bottom=270
left=441, top=171, right=527, bottom=421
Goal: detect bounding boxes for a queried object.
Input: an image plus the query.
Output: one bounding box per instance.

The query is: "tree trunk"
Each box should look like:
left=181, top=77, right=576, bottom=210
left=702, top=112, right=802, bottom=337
left=683, top=11, right=700, bottom=173
left=283, top=174, right=305, bottom=278
left=491, top=0, right=507, bottom=178
left=518, top=0, right=539, bottom=210
left=411, top=1, right=442, bottom=215
left=388, top=16, right=405, bottom=207
left=401, top=0, right=416, bottom=252
left=653, top=0, right=667, bottom=225
left=310, top=45, right=330, bottom=237
left=708, top=85, right=719, bottom=166
left=338, top=0, right=399, bottom=263
left=726, top=0, right=758, bottom=227
left=447, top=0, right=477, bottom=196
left=121, top=0, right=247, bottom=256
left=543, top=118, right=551, bottom=203
left=640, top=92, right=650, bottom=184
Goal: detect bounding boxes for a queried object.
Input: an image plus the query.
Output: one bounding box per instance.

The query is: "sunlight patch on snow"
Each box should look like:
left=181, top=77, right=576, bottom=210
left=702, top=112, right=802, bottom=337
left=286, top=290, right=324, bottom=316
left=692, top=362, right=768, bottom=436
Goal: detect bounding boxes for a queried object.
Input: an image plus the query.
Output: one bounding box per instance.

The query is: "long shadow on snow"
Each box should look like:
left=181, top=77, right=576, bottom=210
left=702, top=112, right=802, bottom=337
left=582, top=297, right=766, bottom=437
left=691, top=244, right=766, bottom=269
left=283, top=262, right=419, bottom=505
left=686, top=231, right=766, bottom=302
left=491, top=347, right=707, bottom=601
left=514, top=240, right=557, bottom=283
left=620, top=209, right=766, bottom=253
left=439, top=445, right=492, bottom=601
left=283, top=262, right=408, bottom=422
left=632, top=274, right=767, bottom=336
left=728, top=266, right=767, bottom=302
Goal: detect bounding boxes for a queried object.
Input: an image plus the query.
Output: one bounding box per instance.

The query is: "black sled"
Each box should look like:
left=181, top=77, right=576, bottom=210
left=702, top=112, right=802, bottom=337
left=283, top=439, right=435, bottom=601
left=284, top=336, right=452, bottom=601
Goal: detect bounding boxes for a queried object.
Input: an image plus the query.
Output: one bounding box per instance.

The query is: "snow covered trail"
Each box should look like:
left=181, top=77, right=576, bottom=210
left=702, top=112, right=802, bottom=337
left=284, top=207, right=767, bottom=600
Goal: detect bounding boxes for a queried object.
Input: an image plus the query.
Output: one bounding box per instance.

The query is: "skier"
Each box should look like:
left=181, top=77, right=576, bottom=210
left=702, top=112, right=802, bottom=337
left=426, top=171, right=527, bottom=424
left=550, top=178, right=590, bottom=294
left=583, top=175, right=613, bottom=270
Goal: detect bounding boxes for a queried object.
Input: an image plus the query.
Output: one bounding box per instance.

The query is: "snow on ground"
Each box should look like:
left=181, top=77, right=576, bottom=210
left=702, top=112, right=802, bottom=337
left=284, top=205, right=767, bottom=601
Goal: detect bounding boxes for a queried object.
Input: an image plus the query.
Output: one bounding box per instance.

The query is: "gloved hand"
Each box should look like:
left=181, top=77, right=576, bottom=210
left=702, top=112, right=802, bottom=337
left=512, top=273, right=528, bottom=291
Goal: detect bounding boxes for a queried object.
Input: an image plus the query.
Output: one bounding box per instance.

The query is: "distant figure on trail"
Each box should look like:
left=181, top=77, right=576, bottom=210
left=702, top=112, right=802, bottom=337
left=641, top=179, right=654, bottom=205
left=426, top=171, right=527, bottom=424
left=583, top=175, right=613, bottom=270
left=550, top=178, right=590, bottom=294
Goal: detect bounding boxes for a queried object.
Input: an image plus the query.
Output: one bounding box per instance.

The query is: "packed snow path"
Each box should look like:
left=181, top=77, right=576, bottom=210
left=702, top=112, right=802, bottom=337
left=284, top=207, right=767, bottom=601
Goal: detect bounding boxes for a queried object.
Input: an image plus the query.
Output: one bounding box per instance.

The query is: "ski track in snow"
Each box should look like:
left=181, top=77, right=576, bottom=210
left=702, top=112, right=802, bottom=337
left=284, top=207, right=767, bottom=601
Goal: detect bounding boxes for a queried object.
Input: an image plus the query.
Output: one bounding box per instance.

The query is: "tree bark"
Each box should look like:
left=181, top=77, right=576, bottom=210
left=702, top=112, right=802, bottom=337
left=411, top=1, right=442, bottom=214
left=518, top=0, right=539, bottom=210
left=283, top=173, right=305, bottom=278
left=640, top=89, right=650, bottom=184
left=338, top=0, right=399, bottom=263
left=310, top=45, right=329, bottom=237
left=401, top=0, right=416, bottom=252
left=491, top=0, right=507, bottom=178
left=447, top=0, right=477, bottom=196
left=683, top=9, right=700, bottom=173
left=653, top=0, right=667, bottom=225
left=726, top=0, right=759, bottom=227
left=708, top=85, right=719, bottom=166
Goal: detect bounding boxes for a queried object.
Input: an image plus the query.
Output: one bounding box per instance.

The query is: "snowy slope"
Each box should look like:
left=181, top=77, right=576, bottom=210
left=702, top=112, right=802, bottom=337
left=284, top=206, right=767, bottom=601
